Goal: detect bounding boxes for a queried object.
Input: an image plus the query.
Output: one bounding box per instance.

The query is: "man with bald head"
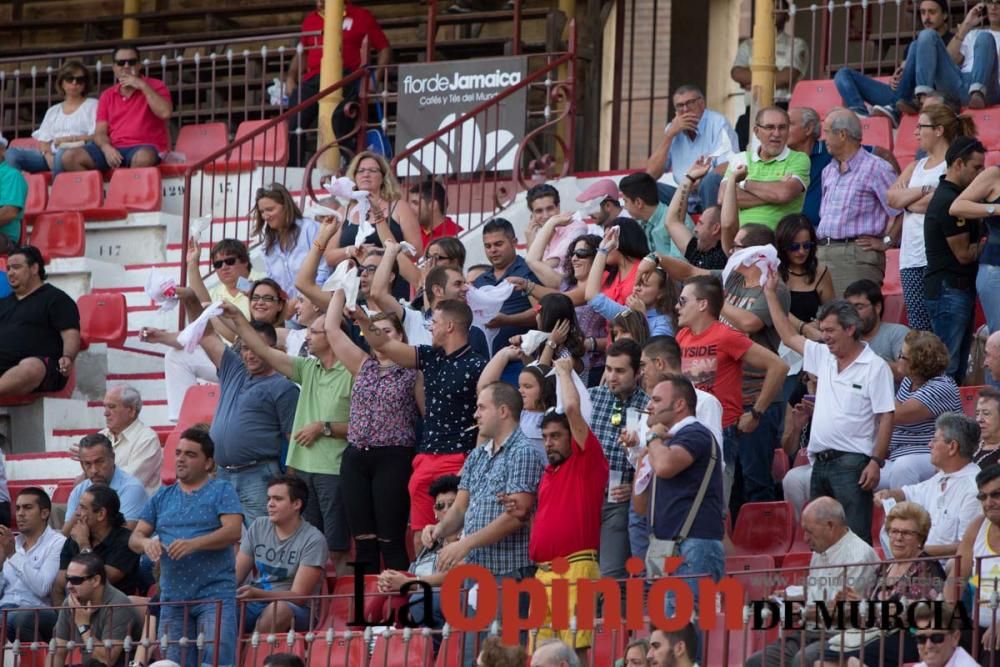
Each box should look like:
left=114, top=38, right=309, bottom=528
left=746, top=496, right=878, bottom=667
left=986, top=331, right=1000, bottom=388
left=817, top=108, right=902, bottom=295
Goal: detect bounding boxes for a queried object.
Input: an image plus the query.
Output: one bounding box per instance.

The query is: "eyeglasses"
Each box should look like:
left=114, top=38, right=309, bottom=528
left=674, top=97, right=703, bottom=111
left=62, top=75, right=87, bottom=84
left=355, top=167, right=382, bottom=175
left=66, top=574, right=94, bottom=585
left=114, top=58, right=138, bottom=67
left=212, top=257, right=239, bottom=269
left=898, top=354, right=909, bottom=361
left=788, top=241, right=816, bottom=252
left=250, top=294, right=280, bottom=303
left=978, top=490, right=1000, bottom=502
left=359, top=265, right=378, bottom=275
left=427, top=253, right=451, bottom=262
left=913, top=633, right=948, bottom=645
left=757, top=123, right=790, bottom=133
left=916, top=123, right=940, bottom=130
left=888, top=528, right=920, bottom=538
left=572, top=248, right=597, bottom=259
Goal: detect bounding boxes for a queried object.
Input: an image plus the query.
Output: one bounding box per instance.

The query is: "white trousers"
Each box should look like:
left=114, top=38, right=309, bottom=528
left=164, top=346, right=219, bottom=422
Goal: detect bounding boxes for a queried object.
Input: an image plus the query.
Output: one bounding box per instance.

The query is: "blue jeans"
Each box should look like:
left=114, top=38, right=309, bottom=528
left=160, top=598, right=236, bottom=667
left=909, top=28, right=1000, bottom=105
left=656, top=171, right=724, bottom=211
left=810, top=452, right=873, bottom=544
left=628, top=506, right=650, bottom=564
left=663, top=535, right=725, bottom=664
left=733, top=401, right=783, bottom=509
left=925, top=286, right=975, bottom=381
left=835, top=68, right=901, bottom=114
left=4, top=147, right=69, bottom=176
left=241, top=600, right=311, bottom=632
left=215, top=460, right=282, bottom=526
left=979, top=264, right=1000, bottom=334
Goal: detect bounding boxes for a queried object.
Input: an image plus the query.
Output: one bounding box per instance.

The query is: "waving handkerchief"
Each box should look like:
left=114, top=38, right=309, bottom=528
left=721, top=244, right=780, bottom=287
left=189, top=214, right=213, bottom=242
left=144, top=271, right=179, bottom=312
left=548, top=366, right=593, bottom=425
left=321, top=261, right=362, bottom=309
left=544, top=215, right=591, bottom=264
left=177, top=301, right=225, bottom=353
left=466, top=283, right=515, bottom=351
left=326, top=177, right=372, bottom=245
left=302, top=200, right=340, bottom=220
left=519, top=330, right=550, bottom=356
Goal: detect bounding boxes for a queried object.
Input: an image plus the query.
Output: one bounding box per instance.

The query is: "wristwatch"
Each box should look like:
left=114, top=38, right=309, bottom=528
left=750, top=407, right=763, bottom=420
left=645, top=431, right=664, bottom=446
left=987, top=204, right=997, bottom=216
left=322, top=422, right=333, bottom=437
left=546, top=340, right=559, bottom=351
left=77, top=624, right=91, bottom=636
left=871, top=455, right=886, bottom=469
left=882, top=235, right=893, bottom=248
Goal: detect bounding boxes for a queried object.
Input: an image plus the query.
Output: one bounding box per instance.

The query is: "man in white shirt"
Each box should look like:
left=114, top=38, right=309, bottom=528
left=913, top=601, right=978, bottom=667
left=0, top=487, right=67, bottom=640
left=875, top=413, right=981, bottom=558
left=765, top=274, right=896, bottom=543
left=97, top=385, right=162, bottom=495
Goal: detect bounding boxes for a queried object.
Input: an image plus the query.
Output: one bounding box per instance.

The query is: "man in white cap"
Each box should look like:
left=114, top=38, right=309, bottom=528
left=0, top=135, right=27, bottom=254
left=576, top=178, right=625, bottom=227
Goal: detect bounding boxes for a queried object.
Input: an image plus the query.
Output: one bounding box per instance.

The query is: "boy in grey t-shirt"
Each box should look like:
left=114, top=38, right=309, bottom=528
left=234, top=475, right=327, bottom=632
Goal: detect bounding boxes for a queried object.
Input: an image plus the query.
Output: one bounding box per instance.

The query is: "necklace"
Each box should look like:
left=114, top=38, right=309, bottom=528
left=787, top=269, right=808, bottom=277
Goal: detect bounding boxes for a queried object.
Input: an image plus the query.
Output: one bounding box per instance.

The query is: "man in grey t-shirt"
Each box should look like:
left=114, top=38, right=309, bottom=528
left=234, top=475, right=327, bottom=632
left=844, top=279, right=910, bottom=384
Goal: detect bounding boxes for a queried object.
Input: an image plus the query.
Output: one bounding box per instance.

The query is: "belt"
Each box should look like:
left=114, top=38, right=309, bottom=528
left=813, top=450, right=868, bottom=463
left=818, top=237, right=858, bottom=245
left=219, top=459, right=273, bottom=472
left=536, top=549, right=599, bottom=572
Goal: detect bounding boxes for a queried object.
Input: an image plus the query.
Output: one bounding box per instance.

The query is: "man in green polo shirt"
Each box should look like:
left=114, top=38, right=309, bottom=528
left=722, top=106, right=810, bottom=230
left=0, top=138, right=27, bottom=253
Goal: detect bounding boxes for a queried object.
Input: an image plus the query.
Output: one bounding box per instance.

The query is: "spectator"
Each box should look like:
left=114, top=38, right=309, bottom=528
left=389, top=235, right=468, bottom=313
left=576, top=178, right=624, bottom=227
left=358, top=299, right=486, bottom=557
left=587, top=219, right=649, bottom=309
left=644, top=84, right=736, bottom=212
left=62, top=45, right=171, bottom=171
left=408, top=180, right=462, bottom=250
left=235, top=475, right=326, bottom=632
left=524, top=184, right=589, bottom=268
left=4, top=60, right=96, bottom=176
left=817, top=109, right=902, bottom=295
left=775, top=214, right=835, bottom=341
left=880, top=331, right=962, bottom=489
left=988, top=331, right=1000, bottom=387
left=610, top=309, right=651, bottom=347
left=619, top=172, right=688, bottom=259
left=185, top=238, right=259, bottom=319
left=890, top=105, right=977, bottom=333
left=479, top=350, right=553, bottom=459
left=325, top=292, right=418, bottom=573
left=833, top=0, right=955, bottom=125
left=530, top=639, right=582, bottom=667
left=924, top=137, right=986, bottom=381
left=284, top=0, right=390, bottom=165
left=0, top=137, right=27, bottom=253
left=97, top=385, right=162, bottom=495
left=620, top=639, right=650, bottom=667
left=0, top=245, right=80, bottom=397
left=64, top=433, right=147, bottom=535
left=526, top=358, right=608, bottom=660
left=664, top=157, right=727, bottom=270
left=722, top=107, right=810, bottom=229
left=950, top=162, right=1000, bottom=334
left=50, top=552, right=142, bottom=667
left=730, top=0, right=808, bottom=147
left=0, top=487, right=66, bottom=640
left=976, top=387, right=1000, bottom=468
left=0, top=451, right=8, bottom=528
left=942, top=0, right=1000, bottom=109
left=876, top=413, right=981, bottom=560
left=646, top=623, right=699, bottom=667
left=179, top=290, right=299, bottom=523
left=54, top=484, right=141, bottom=607
left=745, top=497, right=878, bottom=667
left=129, top=428, right=243, bottom=667
left=477, top=637, right=528, bottom=667
left=843, top=279, right=911, bottom=382
left=764, top=278, right=896, bottom=543
left=911, top=602, right=977, bottom=667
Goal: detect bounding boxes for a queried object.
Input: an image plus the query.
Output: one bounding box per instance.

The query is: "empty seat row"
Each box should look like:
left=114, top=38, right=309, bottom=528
left=25, top=168, right=162, bottom=222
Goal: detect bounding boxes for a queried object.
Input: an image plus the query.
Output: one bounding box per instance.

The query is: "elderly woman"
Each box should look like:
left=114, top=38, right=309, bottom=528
left=879, top=331, right=962, bottom=490
left=975, top=387, right=1000, bottom=469
left=814, top=501, right=945, bottom=667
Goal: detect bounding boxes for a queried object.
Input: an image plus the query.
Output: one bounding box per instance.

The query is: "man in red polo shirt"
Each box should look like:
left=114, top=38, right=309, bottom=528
left=62, top=45, right=171, bottom=172
left=283, top=0, right=392, bottom=165
left=524, top=357, right=609, bottom=660
left=407, top=180, right=463, bottom=251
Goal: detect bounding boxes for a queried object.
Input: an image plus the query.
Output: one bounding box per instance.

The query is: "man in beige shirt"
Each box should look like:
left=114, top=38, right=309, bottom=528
left=97, top=385, right=161, bottom=495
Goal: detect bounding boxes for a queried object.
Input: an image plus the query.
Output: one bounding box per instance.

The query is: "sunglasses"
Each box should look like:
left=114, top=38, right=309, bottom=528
left=427, top=254, right=451, bottom=262
left=212, top=257, right=240, bottom=269
left=250, top=294, right=281, bottom=303
left=788, top=241, right=816, bottom=252
left=978, top=490, right=1000, bottom=502
left=62, top=75, right=87, bottom=85
left=114, top=58, right=139, bottom=67
left=66, top=574, right=94, bottom=585
left=913, top=633, right=948, bottom=645
left=359, top=265, right=378, bottom=275
left=572, top=248, right=597, bottom=259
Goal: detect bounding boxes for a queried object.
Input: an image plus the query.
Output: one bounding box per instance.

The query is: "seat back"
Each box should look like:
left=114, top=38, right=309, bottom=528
left=966, top=108, right=1000, bottom=151
left=779, top=551, right=813, bottom=587
left=174, top=122, right=229, bottom=163
left=860, top=116, right=893, bottom=152
left=78, top=292, right=127, bottom=347
left=29, top=211, right=86, bottom=261
left=725, top=554, right=776, bottom=602
left=9, top=137, right=40, bottom=151
left=24, top=173, right=48, bottom=217
left=771, top=447, right=789, bottom=483
left=105, top=167, right=162, bottom=212
left=789, top=80, right=841, bottom=119
left=730, top=501, right=794, bottom=556
left=48, top=171, right=103, bottom=211
left=883, top=248, right=902, bottom=294
left=988, top=151, right=1000, bottom=169
left=961, top=385, right=987, bottom=418
left=161, top=430, right=179, bottom=485
left=176, top=383, right=221, bottom=428
left=232, top=120, right=289, bottom=166
left=894, top=114, right=920, bottom=162
left=370, top=633, right=434, bottom=667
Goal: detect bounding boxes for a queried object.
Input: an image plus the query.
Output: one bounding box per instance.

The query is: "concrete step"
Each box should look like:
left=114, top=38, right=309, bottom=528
left=106, top=346, right=166, bottom=375
left=104, top=372, right=166, bottom=402
left=84, top=216, right=167, bottom=265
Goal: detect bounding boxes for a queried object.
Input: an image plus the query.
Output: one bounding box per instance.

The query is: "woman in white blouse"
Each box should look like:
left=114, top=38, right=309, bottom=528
left=5, top=60, right=97, bottom=176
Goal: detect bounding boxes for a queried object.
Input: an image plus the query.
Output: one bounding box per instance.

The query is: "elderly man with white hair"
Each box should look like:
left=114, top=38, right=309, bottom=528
left=530, top=639, right=581, bottom=667
left=97, top=385, right=162, bottom=495
left=985, top=330, right=1000, bottom=388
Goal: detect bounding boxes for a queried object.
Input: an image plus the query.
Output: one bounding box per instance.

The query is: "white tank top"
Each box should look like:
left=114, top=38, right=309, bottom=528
left=899, top=156, right=947, bottom=270
left=972, top=519, right=1000, bottom=627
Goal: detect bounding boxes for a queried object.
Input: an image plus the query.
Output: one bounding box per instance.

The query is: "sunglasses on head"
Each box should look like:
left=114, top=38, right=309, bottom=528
left=788, top=241, right=816, bottom=252
left=212, top=257, right=239, bottom=270
left=114, top=58, right=138, bottom=67
left=913, top=633, right=948, bottom=645
left=572, top=248, right=597, bottom=259
left=63, top=75, right=87, bottom=84
left=66, top=574, right=94, bottom=585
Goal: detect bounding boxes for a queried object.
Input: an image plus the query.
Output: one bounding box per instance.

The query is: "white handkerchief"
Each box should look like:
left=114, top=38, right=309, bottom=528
left=466, top=283, right=515, bottom=351
left=721, top=244, right=780, bottom=287
left=326, top=177, right=371, bottom=245
left=321, top=261, right=362, bottom=309
left=548, top=367, right=593, bottom=425
left=519, top=330, right=549, bottom=356
left=302, top=200, right=339, bottom=219
left=398, top=241, right=418, bottom=257
left=144, top=271, right=179, bottom=312
left=177, top=301, right=225, bottom=353
left=189, top=214, right=212, bottom=241
left=634, top=456, right=654, bottom=494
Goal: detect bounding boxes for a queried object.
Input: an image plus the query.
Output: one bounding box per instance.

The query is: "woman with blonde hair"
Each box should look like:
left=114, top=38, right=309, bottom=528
left=886, top=103, right=976, bottom=332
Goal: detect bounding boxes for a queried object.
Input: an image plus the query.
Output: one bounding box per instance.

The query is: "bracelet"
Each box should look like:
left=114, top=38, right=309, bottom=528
left=685, top=174, right=696, bottom=184
left=597, top=247, right=610, bottom=255
left=797, top=321, right=805, bottom=335
left=644, top=251, right=658, bottom=264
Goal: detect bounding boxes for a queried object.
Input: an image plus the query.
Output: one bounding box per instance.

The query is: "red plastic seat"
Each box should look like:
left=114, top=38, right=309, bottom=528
left=771, top=448, right=789, bottom=483
left=47, top=171, right=103, bottom=211
left=176, top=383, right=220, bottom=428
left=730, top=501, right=795, bottom=557
left=9, top=137, right=40, bottom=152
left=966, top=108, right=1000, bottom=151
left=434, top=636, right=464, bottom=667
left=860, top=115, right=893, bottom=152
left=792, top=448, right=809, bottom=468
left=873, top=501, right=885, bottom=545
left=893, top=113, right=920, bottom=164
left=326, top=574, right=379, bottom=630
left=78, top=292, right=128, bottom=348
left=305, top=635, right=365, bottom=667
left=24, top=173, right=48, bottom=219
left=789, top=80, right=841, bottom=119
left=231, top=120, right=289, bottom=167
left=588, top=624, right=629, bottom=667
left=97, top=167, right=162, bottom=218
left=160, top=122, right=230, bottom=176
left=987, top=151, right=1000, bottom=168
left=725, top=554, right=776, bottom=601
left=370, top=633, right=434, bottom=667
left=0, top=368, right=76, bottom=406
left=961, top=385, right=988, bottom=418
left=779, top=551, right=813, bottom=587
left=882, top=248, right=907, bottom=325
left=29, top=211, right=85, bottom=261
left=161, top=429, right=180, bottom=485
left=704, top=612, right=767, bottom=666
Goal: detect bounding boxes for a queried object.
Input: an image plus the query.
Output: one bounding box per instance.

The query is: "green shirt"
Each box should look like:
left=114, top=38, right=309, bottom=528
left=727, top=147, right=810, bottom=229
left=0, top=161, right=27, bottom=243
left=286, top=357, right=353, bottom=474
left=641, top=202, right=689, bottom=259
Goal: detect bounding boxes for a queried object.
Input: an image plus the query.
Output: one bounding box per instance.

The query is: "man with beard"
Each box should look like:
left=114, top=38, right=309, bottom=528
left=407, top=181, right=463, bottom=250
left=63, top=433, right=147, bottom=536
left=647, top=623, right=700, bottom=667
left=843, top=279, right=911, bottom=383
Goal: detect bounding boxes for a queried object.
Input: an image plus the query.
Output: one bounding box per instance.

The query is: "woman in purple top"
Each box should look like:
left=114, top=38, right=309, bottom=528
left=326, top=291, right=421, bottom=572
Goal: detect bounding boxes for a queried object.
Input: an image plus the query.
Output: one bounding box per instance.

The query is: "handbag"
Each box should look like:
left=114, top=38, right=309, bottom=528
left=645, top=428, right=718, bottom=578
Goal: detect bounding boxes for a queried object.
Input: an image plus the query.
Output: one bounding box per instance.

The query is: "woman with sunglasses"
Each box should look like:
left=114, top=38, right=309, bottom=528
left=774, top=214, right=834, bottom=341
left=887, top=104, right=976, bottom=332
left=4, top=60, right=96, bottom=176
left=975, top=387, right=1000, bottom=469
left=950, top=158, right=1000, bottom=333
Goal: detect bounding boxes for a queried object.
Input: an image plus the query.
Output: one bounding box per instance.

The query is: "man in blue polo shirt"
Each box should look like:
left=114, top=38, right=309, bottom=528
left=63, top=433, right=147, bottom=535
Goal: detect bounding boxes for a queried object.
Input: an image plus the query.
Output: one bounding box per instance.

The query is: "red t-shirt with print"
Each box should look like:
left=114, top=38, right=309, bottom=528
left=676, top=321, right=753, bottom=428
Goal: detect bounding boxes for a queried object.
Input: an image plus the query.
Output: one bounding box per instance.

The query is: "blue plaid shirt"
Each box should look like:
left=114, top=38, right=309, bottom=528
left=588, top=385, right=649, bottom=487
left=458, top=427, right=544, bottom=575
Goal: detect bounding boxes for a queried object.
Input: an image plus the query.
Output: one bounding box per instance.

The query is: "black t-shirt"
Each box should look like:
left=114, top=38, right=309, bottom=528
left=924, top=177, right=979, bottom=298
left=685, top=237, right=728, bottom=270
left=0, top=283, right=79, bottom=368
left=60, top=525, right=141, bottom=595
left=338, top=206, right=409, bottom=300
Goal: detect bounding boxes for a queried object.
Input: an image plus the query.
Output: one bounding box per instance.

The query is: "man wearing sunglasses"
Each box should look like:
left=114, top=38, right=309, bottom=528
left=50, top=552, right=142, bottom=667
left=911, top=602, right=975, bottom=667
left=62, top=45, right=171, bottom=172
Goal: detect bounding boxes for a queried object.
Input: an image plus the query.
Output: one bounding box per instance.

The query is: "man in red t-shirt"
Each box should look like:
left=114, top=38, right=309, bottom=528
left=524, top=357, right=609, bottom=659
left=283, top=0, right=392, bottom=165
left=407, top=180, right=463, bottom=251
left=62, top=45, right=172, bottom=172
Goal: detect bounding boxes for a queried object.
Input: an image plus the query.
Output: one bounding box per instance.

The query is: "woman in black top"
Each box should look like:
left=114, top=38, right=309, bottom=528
left=775, top=214, right=834, bottom=340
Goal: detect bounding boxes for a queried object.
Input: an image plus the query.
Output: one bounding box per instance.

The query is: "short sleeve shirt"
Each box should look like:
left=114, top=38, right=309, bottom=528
left=924, top=178, right=979, bottom=296
left=0, top=161, right=27, bottom=243
left=138, top=479, right=243, bottom=601
left=473, top=256, right=539, bottom=355
left=889, top=374, right=962, bottom=459
left=458, top=428, right=544, bottom=575
left=286, top=357, right=353, bottom=474
left=725, top=147, right=810, bottom=228
left=66, top=467, right=148, bottom=522
left=664, top=109, right=738, bottom=177
left=652, top=420, right=724, bottom=541
left=60, top=525, right=141, bottom=596
left=867, top=322, right=909, bottom=363
left=96, top=78, right=171, bottom=152
left=240, top=516, right=328, bottom=592
left=0, top=283, right=80, bottom=368
left=301, top=5, right=390, bottom=80
left=416, top=344, right=487, bottom=454
left=54, top=584, right=142, bottom=667
left=676, top=322, right=753, bottom=428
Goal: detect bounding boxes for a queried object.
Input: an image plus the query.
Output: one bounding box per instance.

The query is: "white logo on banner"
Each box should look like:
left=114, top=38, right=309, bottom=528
left=395, top=113, right=516, bottom=177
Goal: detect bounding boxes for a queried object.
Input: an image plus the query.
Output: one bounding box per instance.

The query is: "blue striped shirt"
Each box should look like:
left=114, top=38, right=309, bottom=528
left=889, top=374, right=962, bottom=460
